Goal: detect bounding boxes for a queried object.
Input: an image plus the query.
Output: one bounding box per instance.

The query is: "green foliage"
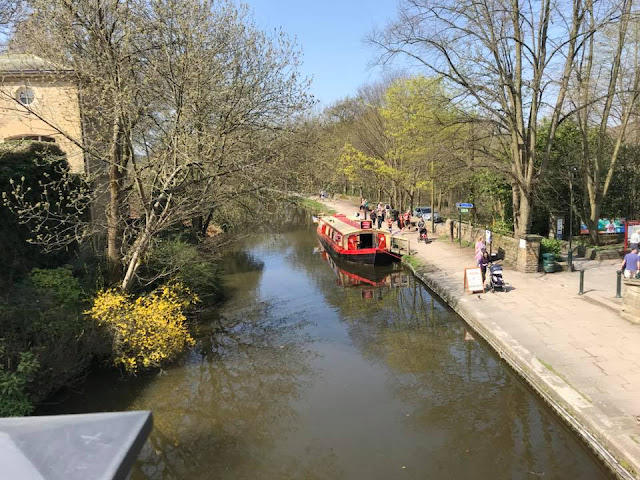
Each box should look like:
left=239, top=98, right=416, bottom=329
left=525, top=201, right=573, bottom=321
left=0, top=266, right=104, bottom=406
left=402, top=255, right=423, bottom=269
left=0, top=351, right=39, bottom=416
left=491, top=219, right=514, bottom=236
left=0, top=141, right=71, bottom=285
left=296, top=198, right=336, bottom=214
left=0, top=347, right=39, bottom=416
left=541, top=238, right=563, bottom=257
left=144, top=237, right=223, bottom=305
left=30, top=266, right=84, bottom=307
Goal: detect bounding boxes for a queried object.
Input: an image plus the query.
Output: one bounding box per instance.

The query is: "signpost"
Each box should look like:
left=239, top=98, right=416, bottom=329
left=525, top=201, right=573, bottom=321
left=464, top=267, right=484, bottom=294
left=455, top=202, right=475, bottom=248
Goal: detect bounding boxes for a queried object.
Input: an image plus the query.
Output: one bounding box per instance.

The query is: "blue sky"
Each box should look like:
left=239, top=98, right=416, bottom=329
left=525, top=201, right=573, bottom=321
left=245, top=0, right=400, bottom=107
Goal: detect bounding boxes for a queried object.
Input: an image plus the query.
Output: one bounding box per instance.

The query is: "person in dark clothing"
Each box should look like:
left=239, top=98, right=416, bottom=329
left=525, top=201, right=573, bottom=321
left=377, top=211, right=384, bottom=229
left=478, top=250, right=490, bottom=285
left=370, top=210, right=377, bottom=228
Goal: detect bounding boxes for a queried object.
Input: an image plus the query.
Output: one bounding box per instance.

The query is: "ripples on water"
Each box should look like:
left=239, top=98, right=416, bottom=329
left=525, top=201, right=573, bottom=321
left=45, top=218, right=613, bottom=480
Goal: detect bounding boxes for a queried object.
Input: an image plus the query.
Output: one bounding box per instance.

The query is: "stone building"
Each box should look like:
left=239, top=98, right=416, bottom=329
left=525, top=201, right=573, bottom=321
left=0, top=53, right=84, bottom=173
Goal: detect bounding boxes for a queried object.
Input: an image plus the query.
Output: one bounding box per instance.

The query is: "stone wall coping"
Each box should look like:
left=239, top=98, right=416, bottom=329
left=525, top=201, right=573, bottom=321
left=521, top=234, right=543, bottom=241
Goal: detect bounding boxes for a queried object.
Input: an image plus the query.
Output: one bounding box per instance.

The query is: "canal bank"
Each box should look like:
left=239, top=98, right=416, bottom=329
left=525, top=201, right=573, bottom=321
left=319, top=197, right=640, bottom=480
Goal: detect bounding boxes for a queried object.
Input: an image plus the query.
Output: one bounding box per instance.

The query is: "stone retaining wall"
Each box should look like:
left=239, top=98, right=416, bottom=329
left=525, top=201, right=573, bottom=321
left=434, top=220, right=535, bottom=271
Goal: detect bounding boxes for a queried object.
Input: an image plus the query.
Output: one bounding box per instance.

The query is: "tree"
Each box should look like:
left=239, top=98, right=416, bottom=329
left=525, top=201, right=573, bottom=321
left=5, top=0, right=312, bottom=291
left=380, top=76, right=465, bottom=212
left=0, top=0, right=24, bottom=48
left=570, top=0, right=640, bottom=245
left=370, top=0, right=591, bottom=236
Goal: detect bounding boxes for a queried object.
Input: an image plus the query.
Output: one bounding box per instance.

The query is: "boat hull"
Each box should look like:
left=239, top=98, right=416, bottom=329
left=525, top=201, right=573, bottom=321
left=318, top=234, right=399, bottom=266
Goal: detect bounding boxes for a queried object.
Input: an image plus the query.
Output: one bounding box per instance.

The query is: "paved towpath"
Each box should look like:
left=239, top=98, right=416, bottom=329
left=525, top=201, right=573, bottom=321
left=320, top=197, right=640, bottom=479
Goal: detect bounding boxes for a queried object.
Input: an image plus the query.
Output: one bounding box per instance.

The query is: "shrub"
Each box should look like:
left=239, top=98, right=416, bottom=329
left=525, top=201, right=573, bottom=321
left=541, top=238, right=563, bottom=257
left=87, top=283, right=198, bottom=373
left=0, top=348, right=39, bottom=416
left=30, top=266, right=84, bottom=307
left=144, top=238, right=222, bottom=305
left=0, top=266, right=104, bottom=405
left=0, top=141, right=72, bottom=285
left=492, top=219, right=514, bottom=236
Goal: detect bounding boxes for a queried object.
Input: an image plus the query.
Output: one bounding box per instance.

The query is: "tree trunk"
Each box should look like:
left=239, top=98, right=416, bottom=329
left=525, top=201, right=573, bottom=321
left=513, top=185, right=532, bottom=237
left=586, top=201, right=601, bottom=246
left=121, top=229, right=152, bottom=292
left=107, top=155, right=124, bottom=280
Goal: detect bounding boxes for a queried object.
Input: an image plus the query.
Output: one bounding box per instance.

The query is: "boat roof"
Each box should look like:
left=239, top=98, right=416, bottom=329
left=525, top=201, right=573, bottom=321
left=320, top=214, right=374, bottom=235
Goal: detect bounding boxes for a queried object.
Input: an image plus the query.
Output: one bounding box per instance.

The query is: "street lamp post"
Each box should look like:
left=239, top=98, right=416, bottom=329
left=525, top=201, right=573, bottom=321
left=431, top=159, right=435, bottom=234
left=568, top=167, right=576, bottom=269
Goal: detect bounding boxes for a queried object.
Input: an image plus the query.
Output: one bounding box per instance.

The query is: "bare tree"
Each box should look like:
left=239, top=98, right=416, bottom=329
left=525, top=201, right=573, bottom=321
left=0, top=0, right=24, bottom=49
left=571, top=0, right=640, bottom=244
left=4, top=0, right=312, bottom=290
left=370, top=0, right=591, bottom=236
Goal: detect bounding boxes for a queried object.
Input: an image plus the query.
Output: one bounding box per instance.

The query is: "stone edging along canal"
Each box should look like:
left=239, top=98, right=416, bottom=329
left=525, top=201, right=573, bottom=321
left=403, top=258, right=635, bottom=480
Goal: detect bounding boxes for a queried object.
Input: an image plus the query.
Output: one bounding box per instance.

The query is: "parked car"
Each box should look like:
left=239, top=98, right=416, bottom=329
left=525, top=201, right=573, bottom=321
left=413, top=206, right=441, bottom=223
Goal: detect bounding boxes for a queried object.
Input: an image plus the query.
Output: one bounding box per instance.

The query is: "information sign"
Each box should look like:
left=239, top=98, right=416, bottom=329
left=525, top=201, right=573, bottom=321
left=460, top=208, right=469, bottom=213
left=464, top=267, right=484, bottom=294
left=485, top=229, right=492, bottom=244
left=456, top=202, right=474, bottom=209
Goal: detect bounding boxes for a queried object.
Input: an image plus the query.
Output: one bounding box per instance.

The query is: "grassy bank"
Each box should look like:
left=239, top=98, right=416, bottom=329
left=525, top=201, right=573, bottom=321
left=402, top=254, right=423, bottom=270
left=296, top=197, right=336, bottom=214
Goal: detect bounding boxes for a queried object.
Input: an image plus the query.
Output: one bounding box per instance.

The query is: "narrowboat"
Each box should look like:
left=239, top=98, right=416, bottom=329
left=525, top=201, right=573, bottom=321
left=316, top=213, right=408, bottom=266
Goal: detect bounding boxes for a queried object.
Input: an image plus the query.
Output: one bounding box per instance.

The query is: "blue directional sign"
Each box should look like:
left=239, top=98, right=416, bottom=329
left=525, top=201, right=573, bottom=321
left=456, top=202, right=474, bottom=209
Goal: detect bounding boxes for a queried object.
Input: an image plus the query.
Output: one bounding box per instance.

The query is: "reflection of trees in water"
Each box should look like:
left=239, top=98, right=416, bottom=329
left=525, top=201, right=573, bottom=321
left=321, top=277, right=607, bottom=479
left=126, top=253, right=341, bottom=479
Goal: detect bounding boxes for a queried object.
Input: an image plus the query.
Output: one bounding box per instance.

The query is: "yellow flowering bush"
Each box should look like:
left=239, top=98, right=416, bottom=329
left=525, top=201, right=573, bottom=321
left=87, top=283, right=198, bottom=373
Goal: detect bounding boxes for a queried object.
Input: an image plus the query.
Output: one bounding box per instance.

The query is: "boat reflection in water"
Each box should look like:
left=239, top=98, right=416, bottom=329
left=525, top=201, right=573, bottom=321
left=318, top=246, right=409, bottom=298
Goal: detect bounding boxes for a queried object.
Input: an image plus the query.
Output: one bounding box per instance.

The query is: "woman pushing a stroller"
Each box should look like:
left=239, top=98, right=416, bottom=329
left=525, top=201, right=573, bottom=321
left=477, top=248, right=505, bottom=292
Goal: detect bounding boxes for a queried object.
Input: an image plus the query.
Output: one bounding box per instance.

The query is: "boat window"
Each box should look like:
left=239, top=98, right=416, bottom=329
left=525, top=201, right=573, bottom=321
left=359, top=234, right=373, bottom=249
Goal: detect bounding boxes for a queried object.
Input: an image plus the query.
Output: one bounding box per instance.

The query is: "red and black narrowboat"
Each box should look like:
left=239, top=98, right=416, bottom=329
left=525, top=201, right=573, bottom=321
left=316, top=214, right=406, bottom=266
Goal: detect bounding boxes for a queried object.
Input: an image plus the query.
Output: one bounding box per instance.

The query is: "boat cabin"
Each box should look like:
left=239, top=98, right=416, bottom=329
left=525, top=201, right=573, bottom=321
left=318, top=214, right=389, bottom=251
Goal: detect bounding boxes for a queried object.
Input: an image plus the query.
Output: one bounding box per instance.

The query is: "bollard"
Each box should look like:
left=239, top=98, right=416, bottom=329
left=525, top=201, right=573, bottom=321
left=578, top=269, right=584, bottom=295
left=616, top=270, right=623, bottom=298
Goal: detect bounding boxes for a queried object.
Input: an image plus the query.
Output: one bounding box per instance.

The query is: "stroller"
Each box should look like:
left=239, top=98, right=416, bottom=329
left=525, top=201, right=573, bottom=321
left=488, top=263, right=505, bottom=292
left=417, top=219, right=429, bottom=243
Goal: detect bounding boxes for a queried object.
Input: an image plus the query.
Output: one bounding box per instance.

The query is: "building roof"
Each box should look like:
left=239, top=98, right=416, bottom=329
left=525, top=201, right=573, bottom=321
left=0, top=53, right=71, bottom=75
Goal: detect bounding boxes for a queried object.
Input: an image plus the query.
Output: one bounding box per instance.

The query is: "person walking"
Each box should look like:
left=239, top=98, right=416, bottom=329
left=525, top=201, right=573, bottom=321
left=403, top=210, right=411, bottom=231
left=475, top=235, right=485, bottom=256
left=370, top=210, right=377, bottom=229
left=387, top=215, right=393, bottom=234
left=377, top=210, right=384, bottom=229
left=621, top=247, right=640, bottom=279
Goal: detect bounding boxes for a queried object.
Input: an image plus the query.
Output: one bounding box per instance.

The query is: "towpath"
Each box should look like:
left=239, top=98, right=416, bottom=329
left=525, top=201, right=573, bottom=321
left=320, top=196, right=640, bottom=479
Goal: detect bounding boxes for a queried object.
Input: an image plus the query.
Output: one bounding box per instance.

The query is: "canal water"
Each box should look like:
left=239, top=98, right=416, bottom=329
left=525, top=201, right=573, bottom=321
left=47, top=216, right=613, bottom=479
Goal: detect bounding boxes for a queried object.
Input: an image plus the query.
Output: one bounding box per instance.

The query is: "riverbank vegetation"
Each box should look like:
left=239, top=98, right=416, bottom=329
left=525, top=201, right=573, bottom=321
left=0, top=0, right=312, bottom=414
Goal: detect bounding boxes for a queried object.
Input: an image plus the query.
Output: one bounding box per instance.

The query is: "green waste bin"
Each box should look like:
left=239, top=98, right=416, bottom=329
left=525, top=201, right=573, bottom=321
left=542, top=253, right=557, bottom=272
